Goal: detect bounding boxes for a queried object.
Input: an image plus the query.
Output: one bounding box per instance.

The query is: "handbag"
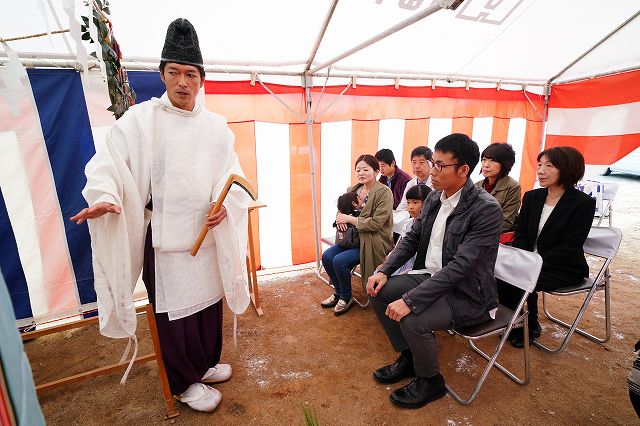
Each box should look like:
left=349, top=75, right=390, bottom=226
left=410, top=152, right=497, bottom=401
left=335, top=224, right=360, bottom=249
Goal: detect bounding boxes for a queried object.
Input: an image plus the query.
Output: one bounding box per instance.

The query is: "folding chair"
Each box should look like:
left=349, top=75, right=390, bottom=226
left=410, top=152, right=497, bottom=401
left=534, top=226, right=622, bottom=354
left=595, top=183, right=618, bottom=227
left=446, top=244, right=543, bottom=404
left=315, top=235, right=368, bottom=308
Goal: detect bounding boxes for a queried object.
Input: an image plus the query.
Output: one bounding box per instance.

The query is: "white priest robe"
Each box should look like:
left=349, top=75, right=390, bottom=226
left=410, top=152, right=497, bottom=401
left=83, top=94, right=250, bottom=339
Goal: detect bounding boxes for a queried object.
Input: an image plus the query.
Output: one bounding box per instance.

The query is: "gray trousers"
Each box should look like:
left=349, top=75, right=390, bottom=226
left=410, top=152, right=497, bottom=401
left=370, top=273, right=454, bottom=378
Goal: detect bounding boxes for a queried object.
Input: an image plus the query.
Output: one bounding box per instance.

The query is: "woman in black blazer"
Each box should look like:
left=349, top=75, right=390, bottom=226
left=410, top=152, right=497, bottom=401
left=498, top=146, right=596, bottom=348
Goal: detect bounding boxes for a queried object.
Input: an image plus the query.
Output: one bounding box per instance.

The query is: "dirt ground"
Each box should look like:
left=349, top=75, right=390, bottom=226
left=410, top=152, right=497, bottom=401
left=27, top=172, right=640, bottom=425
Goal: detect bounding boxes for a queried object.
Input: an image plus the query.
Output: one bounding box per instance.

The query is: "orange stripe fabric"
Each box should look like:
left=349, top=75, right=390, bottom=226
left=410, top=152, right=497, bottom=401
left=351, top=120, right=380, bottom=185
left=228, top=121, right=261, bottom=269
left=519, top=121, right=543, bottom=192
left=452, top=117, right=473, bottom=137
left=491, top=118, right=510, bottom=143
left=403, top=119, right=430, bottom=164
left=550, top=69, right=640, bottom=108
left=315, top=94, right=543, bottom=123
left=289, top=123, right=322, bottom=264
left=544, top=133, right=640, bottom=165
left=205, top=93, right=305, bottom=124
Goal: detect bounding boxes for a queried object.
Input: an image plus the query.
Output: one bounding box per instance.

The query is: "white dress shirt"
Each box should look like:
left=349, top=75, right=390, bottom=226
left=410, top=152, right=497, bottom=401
left=424, top=186, right=463, bottom=275
left=392, top=176, right=433, bottom=234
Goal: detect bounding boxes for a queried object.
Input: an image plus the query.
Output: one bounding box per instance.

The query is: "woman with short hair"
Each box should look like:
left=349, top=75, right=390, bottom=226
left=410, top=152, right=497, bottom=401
left=475, top=143, right=521, bottom=232
left=498, top=146, right=595, bottom=347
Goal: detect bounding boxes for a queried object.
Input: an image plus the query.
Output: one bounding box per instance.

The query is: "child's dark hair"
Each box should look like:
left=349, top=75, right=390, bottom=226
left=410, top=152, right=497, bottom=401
left=337, top=192, right=360, bottom=214
left=405, top=184, right=431, bottom=202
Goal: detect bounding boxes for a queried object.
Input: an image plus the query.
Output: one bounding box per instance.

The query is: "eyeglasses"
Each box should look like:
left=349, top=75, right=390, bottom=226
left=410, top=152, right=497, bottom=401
left=432, top=162, right=459, bottom=172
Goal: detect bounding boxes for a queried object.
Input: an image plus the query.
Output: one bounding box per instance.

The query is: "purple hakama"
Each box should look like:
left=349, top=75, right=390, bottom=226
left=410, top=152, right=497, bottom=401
left=142, top=225, right=223, bottom=395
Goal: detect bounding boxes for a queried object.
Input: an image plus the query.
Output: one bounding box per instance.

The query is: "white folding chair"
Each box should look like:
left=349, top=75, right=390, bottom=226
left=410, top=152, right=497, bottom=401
left=595, top=183, right=619, bottom=227
left=535, top=226, right=622, bottom=354
left=315, top=235, right=368, bottom=308
left=446, top=244, right=543, bottom=404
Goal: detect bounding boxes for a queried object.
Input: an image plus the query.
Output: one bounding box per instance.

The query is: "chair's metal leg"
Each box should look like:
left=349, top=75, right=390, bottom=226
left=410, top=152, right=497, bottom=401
left=315, top=265, right=332, bottom=286
left=352, top=266, right=369, bottom=308
left=352, top=295, right=370, bottom=308
left=446, top=314, right=530, bottom=405
left=536, top=281, right=609, bottom=353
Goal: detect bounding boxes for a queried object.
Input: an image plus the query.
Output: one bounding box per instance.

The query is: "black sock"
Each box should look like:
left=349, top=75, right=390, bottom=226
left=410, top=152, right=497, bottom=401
left=424, top=373, right=444, bottom=384
left=401, top=349, right=413, bottom=364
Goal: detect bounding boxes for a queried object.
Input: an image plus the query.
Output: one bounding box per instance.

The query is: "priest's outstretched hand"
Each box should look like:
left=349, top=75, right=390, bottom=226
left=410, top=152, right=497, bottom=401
left=70, top=202, right=121, bottom=225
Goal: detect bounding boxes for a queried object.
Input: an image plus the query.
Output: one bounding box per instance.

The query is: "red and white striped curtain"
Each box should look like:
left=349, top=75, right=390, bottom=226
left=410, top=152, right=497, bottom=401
left=203, top=81, right=545, bottom=268
left=546, top=69, right=640, bottom=164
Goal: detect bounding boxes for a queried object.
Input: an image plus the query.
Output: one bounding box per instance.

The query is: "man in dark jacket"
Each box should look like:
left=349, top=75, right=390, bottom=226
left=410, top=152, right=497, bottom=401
left=367, top=133, right=502, bottom=409
left=376, top=148, right=412, bottom=209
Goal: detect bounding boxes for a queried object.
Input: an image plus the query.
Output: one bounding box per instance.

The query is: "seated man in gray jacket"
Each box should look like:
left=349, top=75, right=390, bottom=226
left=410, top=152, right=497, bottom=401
left=366, top=133, right=503, bottom=409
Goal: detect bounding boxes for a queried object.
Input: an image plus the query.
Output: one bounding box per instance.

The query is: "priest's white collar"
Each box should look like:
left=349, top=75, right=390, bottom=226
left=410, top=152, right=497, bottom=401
left=152, top=93, right=202, bottom=116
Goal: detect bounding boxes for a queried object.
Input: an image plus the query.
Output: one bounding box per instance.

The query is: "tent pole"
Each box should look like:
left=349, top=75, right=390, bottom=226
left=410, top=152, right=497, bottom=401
left=305, top=0, right=339, bottom=72
left=309, top=0, right=462, bottom=74
left=548, top=9, right=640, bottom=84
left=554, top=65, right=640, bottom=85
left=45, top=0, right=74, bottom=56
left=303, top=74, right=322, bottom=272
left=539, top=83, right=551, bottom=153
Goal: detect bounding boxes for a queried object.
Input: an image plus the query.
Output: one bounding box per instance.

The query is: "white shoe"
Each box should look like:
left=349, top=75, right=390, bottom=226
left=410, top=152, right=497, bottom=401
left=202, top=363, right=232, bottom=383
left=177, top=383, right=222, bottom=413
left=333, top=298, right=355, bottom=316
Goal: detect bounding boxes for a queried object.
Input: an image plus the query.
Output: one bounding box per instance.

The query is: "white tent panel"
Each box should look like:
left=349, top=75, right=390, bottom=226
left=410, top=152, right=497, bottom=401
left=2, top=0, right=638, bottom=83
left=472, top=117, right=493, bottom=159
left=377, top=119, right=405, bottom=168
left=427, top=118, right=453, bottom=147
left=554, top=15, right=640, bottom=82
left=318, top=0, right=640, bottom=82
left=255, top=122, right=293, bottom=268
left=108, top=1, right=332, bottom=66
left=507, top=118, right=527, bottom=181
left=320, top=120, right=352, bottom=236
left=548, top=102, right=640, bottom=137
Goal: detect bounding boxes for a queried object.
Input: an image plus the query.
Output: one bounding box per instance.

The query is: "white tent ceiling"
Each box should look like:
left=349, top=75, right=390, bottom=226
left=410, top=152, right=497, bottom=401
left=1, top=0, right=639, bottom=85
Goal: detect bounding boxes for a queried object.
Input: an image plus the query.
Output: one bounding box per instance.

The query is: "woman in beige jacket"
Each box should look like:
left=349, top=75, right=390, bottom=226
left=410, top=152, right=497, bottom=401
left=475, top=143, right=521, bottom=233
left=321, top=154, right=393, bottom=315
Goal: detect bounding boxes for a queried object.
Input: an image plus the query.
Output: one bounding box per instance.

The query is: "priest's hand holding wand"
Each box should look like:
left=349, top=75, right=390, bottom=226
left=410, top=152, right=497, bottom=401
left=70, top=202, right=121, bottom=225
left=206, top=205, right=227, bottom=229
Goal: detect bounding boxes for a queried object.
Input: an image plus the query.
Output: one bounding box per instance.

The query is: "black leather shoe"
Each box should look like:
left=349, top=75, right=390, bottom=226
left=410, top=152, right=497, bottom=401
left=389, top=374, right=446, bottom=409
left=506, top=327, right=523, bottom=342
left=373, top=354, right=415, bottom=384
left=510, top=323, right=542, bottom=348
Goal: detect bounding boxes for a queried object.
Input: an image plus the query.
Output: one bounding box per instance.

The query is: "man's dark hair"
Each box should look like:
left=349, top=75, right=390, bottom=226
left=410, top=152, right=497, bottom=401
left=337, top=192, right=360, bottom=215
left=405, top=184, right=431, bottom=202
left=410, top=146, right=433, bottom=161
left=159, top=61, right=206, bottom=79
left=480, top=143, right=516, bottom=179
left=375, top=148, right=396, bottom=166
left=355, top=154, right=380, bottom=172
left=433, top=133, right=480, bottom=177
left=537, top=146, right=585, bottom=189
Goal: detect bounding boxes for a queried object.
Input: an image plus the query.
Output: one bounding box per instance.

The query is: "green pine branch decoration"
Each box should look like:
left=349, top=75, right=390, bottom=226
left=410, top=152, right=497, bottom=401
left=81, top=0, right=135, bottom=119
